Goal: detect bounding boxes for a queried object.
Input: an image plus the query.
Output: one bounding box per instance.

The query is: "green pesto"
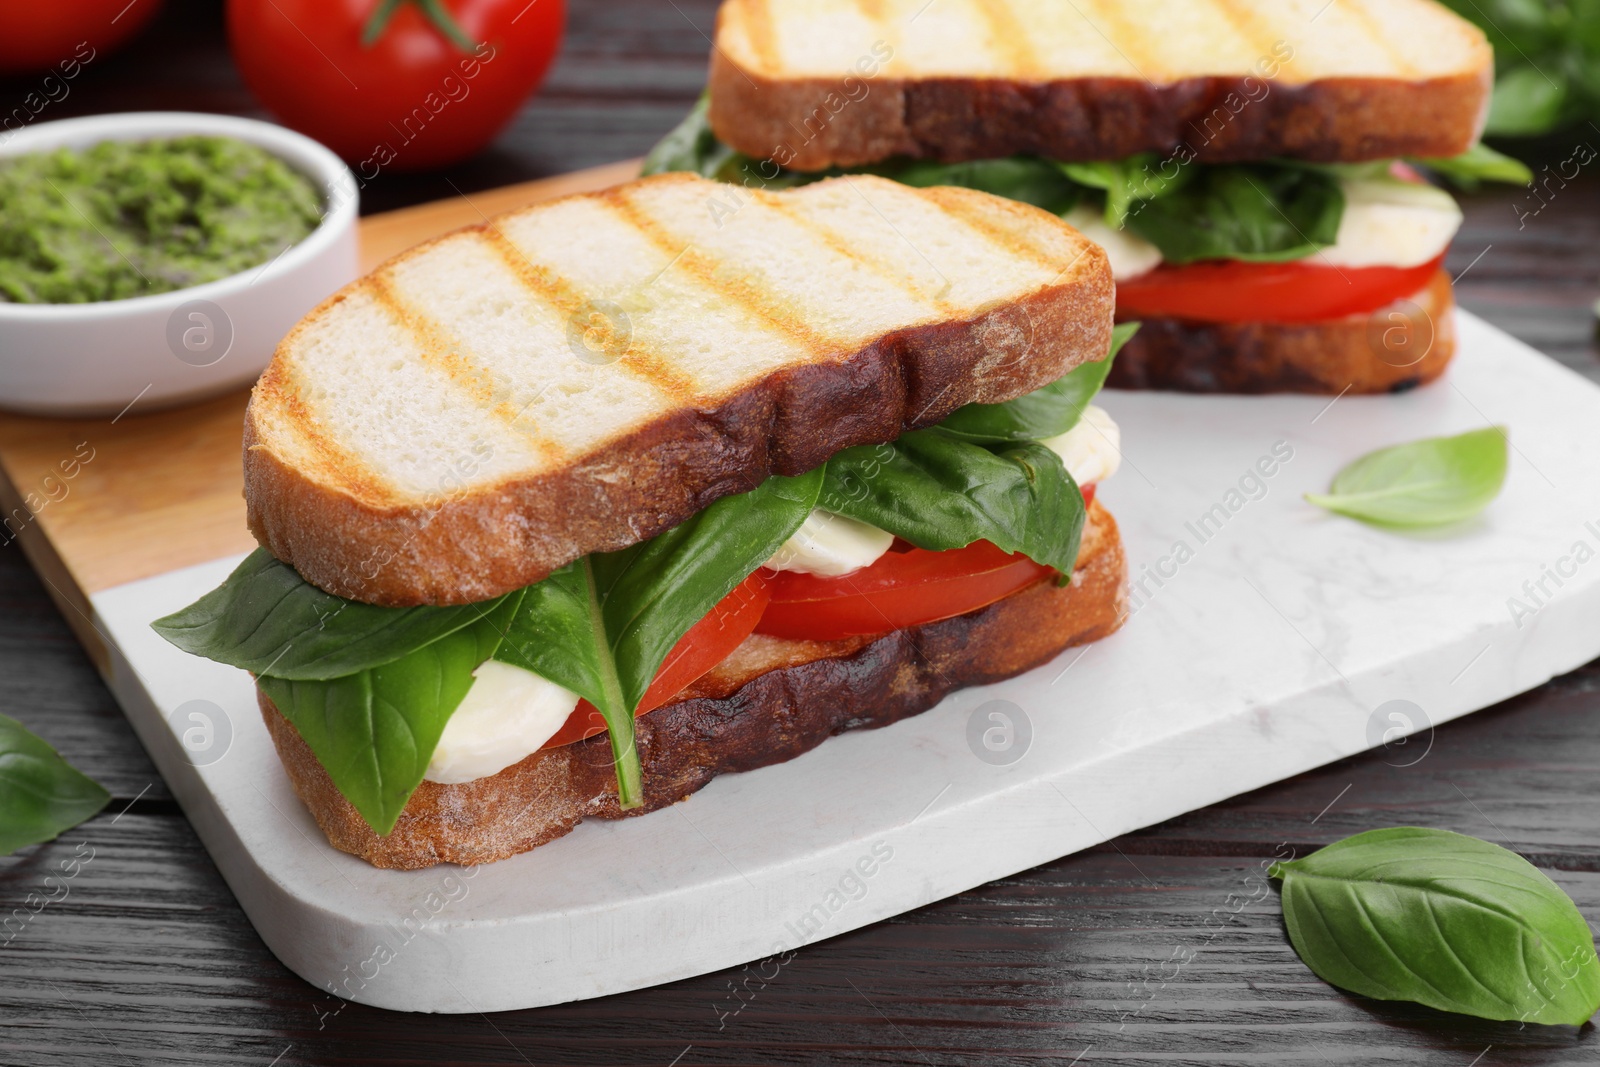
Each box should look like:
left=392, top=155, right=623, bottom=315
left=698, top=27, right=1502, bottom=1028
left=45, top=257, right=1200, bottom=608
left=0, top=136, right=323, bottom=304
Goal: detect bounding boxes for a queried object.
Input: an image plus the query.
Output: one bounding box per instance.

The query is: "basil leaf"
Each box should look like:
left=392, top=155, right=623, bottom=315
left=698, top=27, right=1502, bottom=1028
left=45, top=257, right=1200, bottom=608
left=1058, top=154, right=1189, bottom=227
left=640, top=92, right=740, bottom=179
left=1270, top=828, right=1600, bottom=1026
left=1485, top=65, right=1568, bottom=137
left=934, top=322, right=1137, bottom=444
left=1415, top=142, right=1534, bottom=190
left=493, top=468, right=823, bottom=808
left=151, top=549, right=511, bottom=681
left=890, top=156, right=1083, bottom=215
left=1305, top=427, right=1508, bottom=528
left=0, top=715, right=109, bottom=855
left=258, top=593, right=521, bottom=835
left=823, top=432, right=1084, bottom=575
left=1126, top=164, right=1344, bottom=264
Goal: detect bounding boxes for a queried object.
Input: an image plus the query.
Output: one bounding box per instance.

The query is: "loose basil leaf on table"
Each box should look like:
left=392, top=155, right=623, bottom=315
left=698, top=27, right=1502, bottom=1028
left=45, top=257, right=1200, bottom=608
left=822, top=432, right=1085, bottom=576
left=1305, top=427, right=1508, bottom=528
left=0, top=714, right=110, bottom=855
left=1125, top=163, right=1344, bottom=264
left=493, top=467, right=823, bottom=809
left=1271, top=827, right=1600, bottom=1026
left=151, top=548, right=514, bottom=680
left=257, top=593, right=522, bottom=835
left=934, top=322, right=1138, bottom=444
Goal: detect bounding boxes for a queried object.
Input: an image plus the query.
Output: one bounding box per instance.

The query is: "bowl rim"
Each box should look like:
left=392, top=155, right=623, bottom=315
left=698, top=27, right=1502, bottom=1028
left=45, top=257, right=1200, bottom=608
left=0, top=110, right=358, bottom=321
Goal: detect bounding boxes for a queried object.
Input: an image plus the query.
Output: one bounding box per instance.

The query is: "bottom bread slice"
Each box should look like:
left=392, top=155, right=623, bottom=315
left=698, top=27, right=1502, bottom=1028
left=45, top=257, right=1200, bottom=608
left=1108, top=269, right=1457, bottom=395
left=260, top=502, right=1128, bottom=869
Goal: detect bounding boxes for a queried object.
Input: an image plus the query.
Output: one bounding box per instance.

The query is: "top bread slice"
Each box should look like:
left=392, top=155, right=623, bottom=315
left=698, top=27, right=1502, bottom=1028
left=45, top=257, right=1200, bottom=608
left=244, top=173, right=1113, bottom=606
left=708, top=0, right=1493, bottom=171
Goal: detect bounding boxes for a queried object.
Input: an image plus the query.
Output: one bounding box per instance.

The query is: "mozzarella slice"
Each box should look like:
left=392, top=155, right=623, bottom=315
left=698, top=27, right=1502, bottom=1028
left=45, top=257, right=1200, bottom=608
left=424, top=660, right=580, bottom=784
left=1062, top=205, right=1162, bottom=280
left=1040, top=405, right=1121, bottom=487
left=1311, top=176, right=1463, bottom=269
left=764, top=509, right=895, bottom=576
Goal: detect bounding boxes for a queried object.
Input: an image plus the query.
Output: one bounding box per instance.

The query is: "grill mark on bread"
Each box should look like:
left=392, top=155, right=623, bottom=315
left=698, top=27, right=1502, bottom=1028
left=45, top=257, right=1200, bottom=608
left=605, top=185, right=842, bottom=359
left=366, top=270, right=567, bottom=464
left=257, top=360, right=397, bottom=506
left=853, top=0, right=889, bottom=22
left=764, top=195, right=959, bottom=316
left=1076, top=0, right=1158, bottom=81
left=972, top=0, right=1040, bottom=78
left=709, top=1, right=1493, bottom=169
left=477, top=224, right=702, bottom=405
left=245, top=173, right=1114, bottom=605
left=914, top=187, right=1065, bottom=273
left=1209, top=0, right=1276, bottom=68
left=1338, top=1, right=1419, bottom=79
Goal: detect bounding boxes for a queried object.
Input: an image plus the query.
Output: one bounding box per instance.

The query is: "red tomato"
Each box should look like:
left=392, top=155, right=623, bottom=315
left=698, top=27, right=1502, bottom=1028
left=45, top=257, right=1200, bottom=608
left=539, top=571, right=772, bottom=750
left=1117, top=160, right=1440, bottom=325
left=0, top=0, right=163, bottom=74
left=226, top=0, right=565, bottom=170
left=1115, top=254, right=1446, bottom=325
left=756, top=539, right=1054, bottom=642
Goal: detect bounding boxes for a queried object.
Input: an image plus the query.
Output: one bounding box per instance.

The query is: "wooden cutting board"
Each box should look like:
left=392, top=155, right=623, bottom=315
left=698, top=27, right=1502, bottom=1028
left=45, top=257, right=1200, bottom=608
left=0, top=159, right=640, bottom=672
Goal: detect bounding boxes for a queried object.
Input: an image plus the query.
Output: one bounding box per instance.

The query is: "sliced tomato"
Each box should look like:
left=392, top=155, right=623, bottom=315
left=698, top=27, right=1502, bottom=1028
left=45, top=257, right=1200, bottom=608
left=756, top=539, right=1053, bottom=642
left=1115, top=253, right=1445, bottom=325
left=539, top=571, right=771, bottom=749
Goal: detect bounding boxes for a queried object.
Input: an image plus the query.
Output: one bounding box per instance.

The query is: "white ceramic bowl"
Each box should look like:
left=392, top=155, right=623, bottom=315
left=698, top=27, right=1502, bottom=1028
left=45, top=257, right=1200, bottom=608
left=0, top=112, right=358, bottom=417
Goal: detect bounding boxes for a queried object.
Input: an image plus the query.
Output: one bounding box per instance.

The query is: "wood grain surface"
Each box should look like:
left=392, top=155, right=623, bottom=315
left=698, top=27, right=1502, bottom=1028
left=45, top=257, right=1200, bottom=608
left=2, top=1, right=1599, bottom=1064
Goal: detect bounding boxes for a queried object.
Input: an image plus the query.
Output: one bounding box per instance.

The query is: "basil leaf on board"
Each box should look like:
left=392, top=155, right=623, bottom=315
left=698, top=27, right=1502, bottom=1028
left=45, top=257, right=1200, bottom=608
left=1305, top=427, right=1508, bottom=528
left=151, top=549, right=513, bottom=681
left=1125, top=164, right=1344, bottom=265
left=1270, top=828, right=1600, bottom=1026
left=258, top=592, right=521, bottom=835
left=493, top=468, right=823, bottom=808
left=822, top=433, right=1084, bottom=575
left=0, top=715, right=110, bottom=855
left=1415, top=142, right=1534, bottom=190
left=890, top=156, right=1083, bottom=215
left=934, top=322, right=1137, bottom=444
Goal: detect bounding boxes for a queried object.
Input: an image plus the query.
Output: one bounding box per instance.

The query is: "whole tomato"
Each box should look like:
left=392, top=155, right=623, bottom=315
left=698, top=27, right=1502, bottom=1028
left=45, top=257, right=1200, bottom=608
left=226, top=0, right=565, bottom=171
left=0, top=0, right=164, bottom=74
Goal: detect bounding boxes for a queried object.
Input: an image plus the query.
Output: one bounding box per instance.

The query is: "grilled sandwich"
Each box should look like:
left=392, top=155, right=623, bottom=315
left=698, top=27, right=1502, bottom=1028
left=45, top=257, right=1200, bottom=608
left=155, top=173, right=1130, bottom=868
left=648, top=0, right=1530, bottom=395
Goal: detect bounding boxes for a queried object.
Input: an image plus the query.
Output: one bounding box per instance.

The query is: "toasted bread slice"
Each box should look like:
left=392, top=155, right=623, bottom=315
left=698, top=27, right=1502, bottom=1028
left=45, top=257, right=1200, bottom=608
left=1108, top=269, right=1456, bottom=394
left=246, top=173, right=1113, bottom=606
left=708, top=0, right=1492, bottom=171
left=261, top=501, right=1126, bottom=869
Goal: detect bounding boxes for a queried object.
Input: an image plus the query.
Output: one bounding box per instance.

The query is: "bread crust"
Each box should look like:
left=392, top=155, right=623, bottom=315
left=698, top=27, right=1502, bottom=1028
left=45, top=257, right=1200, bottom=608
left=1107, top=270, right=1457, bottom=395
left=260, top=503, right=1127, bottom=869
left=245, top=178, right=1114, bottom=608
left=708, top=57, right=1491, bottom=173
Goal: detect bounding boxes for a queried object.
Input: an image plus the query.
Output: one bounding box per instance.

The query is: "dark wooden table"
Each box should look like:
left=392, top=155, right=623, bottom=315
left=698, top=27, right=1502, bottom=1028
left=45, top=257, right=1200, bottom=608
left=3, top=2, right=1599, bottom=1064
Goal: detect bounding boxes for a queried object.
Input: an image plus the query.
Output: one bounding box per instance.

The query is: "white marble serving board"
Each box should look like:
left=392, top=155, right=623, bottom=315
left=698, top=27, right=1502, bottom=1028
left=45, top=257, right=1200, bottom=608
left=92, top=311, right=1600, bottom=1013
